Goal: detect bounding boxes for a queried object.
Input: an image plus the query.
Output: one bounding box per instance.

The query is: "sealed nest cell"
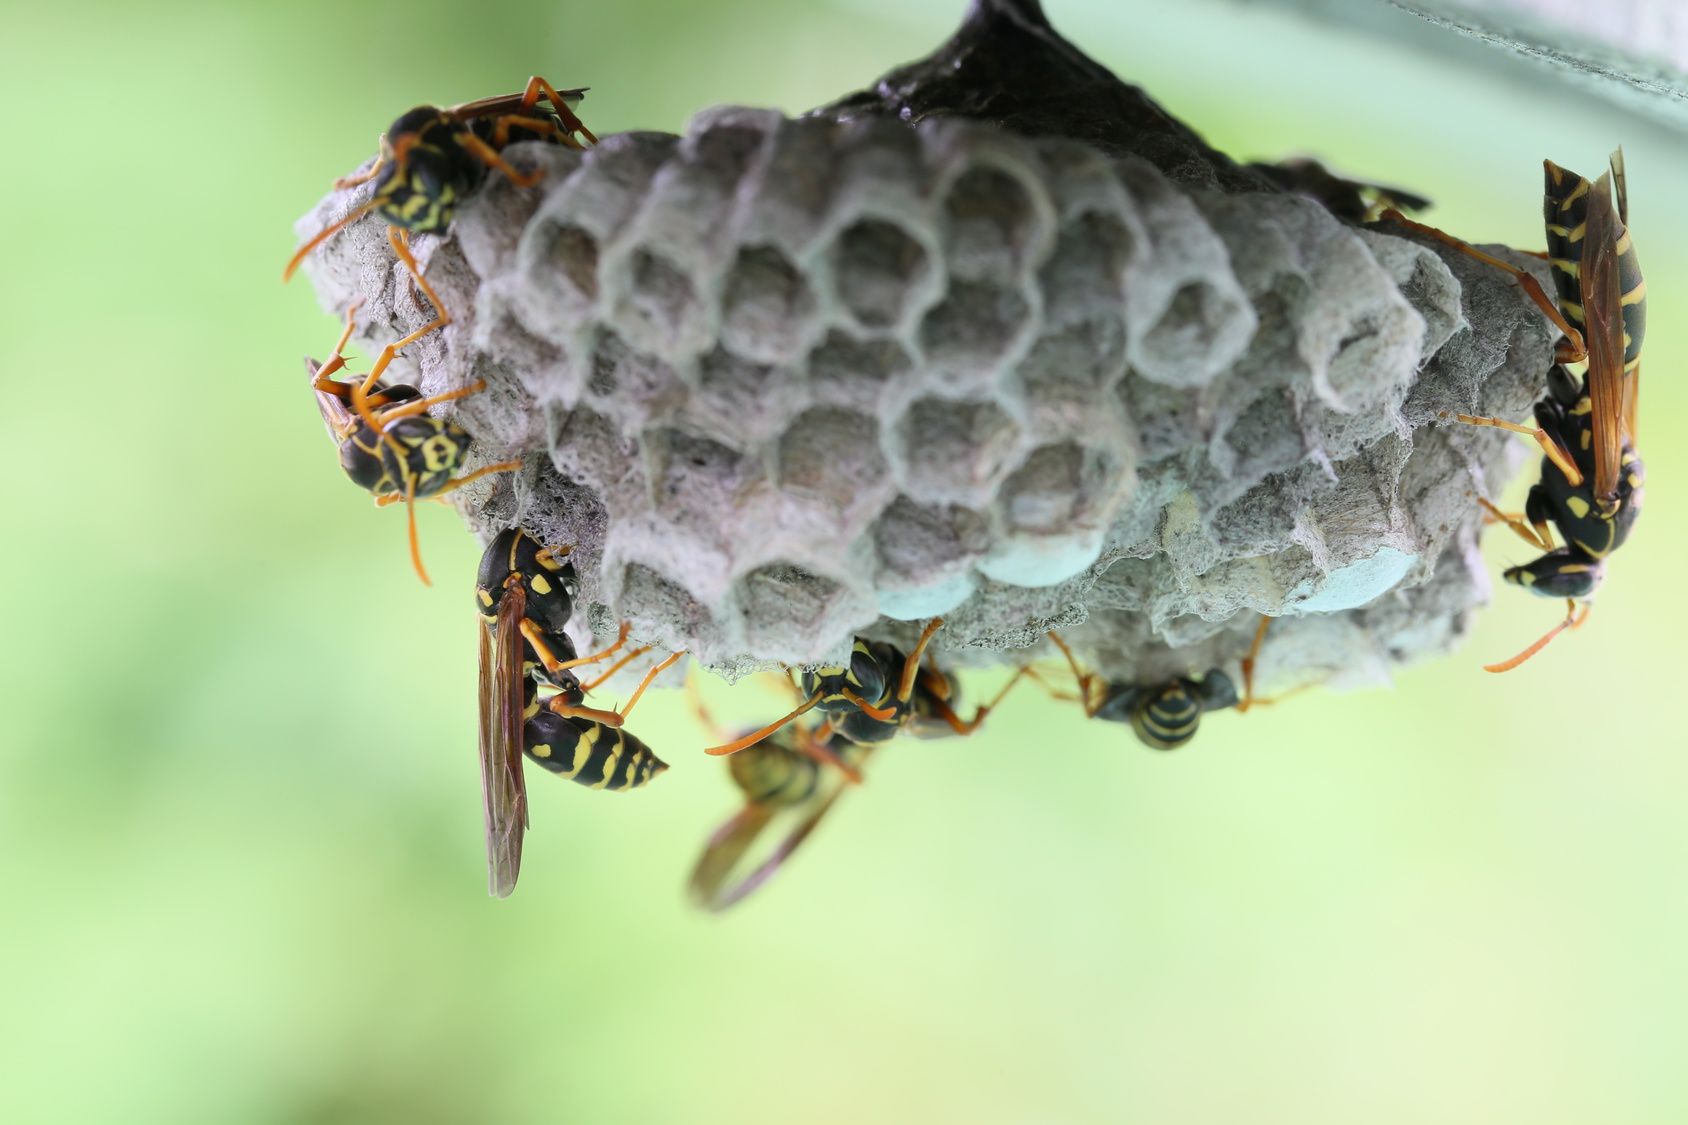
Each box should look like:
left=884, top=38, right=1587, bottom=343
left=294, top=0, right=1554, bottom=693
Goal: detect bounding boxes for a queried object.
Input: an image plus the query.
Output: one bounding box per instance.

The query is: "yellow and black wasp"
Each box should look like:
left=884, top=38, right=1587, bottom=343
left=1044, top=632, right=1240, bottom=750
left=687, top=716, right=867, bottom=912
left=702, top=618, right=1024, bottom=764
left=476, top=528, right=679, bottom=897
left=285, top=77, right=595, bottom=360
left=687, top=646, right=1024, bottom=911
left=309, top=305, right=519, bottom=584
left=1385, top=151, right=1645, bottom=670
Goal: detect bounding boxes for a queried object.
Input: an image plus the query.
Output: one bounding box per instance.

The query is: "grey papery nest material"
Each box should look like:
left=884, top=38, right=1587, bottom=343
left=295, top=0, right=1550, bottom=693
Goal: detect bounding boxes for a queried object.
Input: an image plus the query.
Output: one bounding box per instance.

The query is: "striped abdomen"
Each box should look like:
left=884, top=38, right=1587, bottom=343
left=1543, top=160, right=1646, bottom=372
left=727, top=736, right=824, bottom=807
left=524, top=712, right=667, bottom=791
left=1130, top=684, right=1203, bottom=750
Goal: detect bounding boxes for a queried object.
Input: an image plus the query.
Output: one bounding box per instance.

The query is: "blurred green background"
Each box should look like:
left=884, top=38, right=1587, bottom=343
left=2, top=0, right=1685, bottom=1121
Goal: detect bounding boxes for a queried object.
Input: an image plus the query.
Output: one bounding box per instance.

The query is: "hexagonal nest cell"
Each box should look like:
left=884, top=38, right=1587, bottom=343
left=294, top=0, right=1558, bottom=694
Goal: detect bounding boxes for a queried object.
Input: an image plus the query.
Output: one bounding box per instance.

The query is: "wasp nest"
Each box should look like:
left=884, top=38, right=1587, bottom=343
left=295, top=0, right=1551, bottom=691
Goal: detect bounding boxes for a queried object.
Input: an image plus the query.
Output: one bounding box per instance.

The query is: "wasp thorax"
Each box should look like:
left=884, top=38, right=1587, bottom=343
left=376, top=416, right=471, bottom=498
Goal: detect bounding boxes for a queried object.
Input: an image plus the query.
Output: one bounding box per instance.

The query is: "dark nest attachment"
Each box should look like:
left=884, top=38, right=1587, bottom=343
left=292, top=0, right=1558, bottom=709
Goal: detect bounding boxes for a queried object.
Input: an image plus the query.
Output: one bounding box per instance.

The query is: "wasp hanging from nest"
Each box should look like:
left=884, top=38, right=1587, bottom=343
left=308, top=305, right=521, bottom=584
left=687, top=622, right=1028, bottom=910
left=285, top=77, right=594, bottom=357
left=476, top=529, right=679, bottom=897
left=1385, top=151, right=1645, bottom=671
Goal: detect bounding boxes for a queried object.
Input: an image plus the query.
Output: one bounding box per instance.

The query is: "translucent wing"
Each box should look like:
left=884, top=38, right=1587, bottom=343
left=479, top=583, right=529, bottom=898
left=306, top=357, right=358, bottom=444
left=448, top=88, right=587, bottom=121
left=1609, top=147, right=1629, bottom=226
left=1581, top=173, right=1627, bottom=503
left=687, top=786, right=852, bottom=913
left=688, top=737, right=868, bottom=912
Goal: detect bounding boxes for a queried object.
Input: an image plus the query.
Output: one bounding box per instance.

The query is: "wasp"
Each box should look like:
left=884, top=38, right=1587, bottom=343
left=1043, top=632, right=1240, bottom=750
left=308, top=306, right=520, bottom=584
left=702, top=618, right=1027, bottom=764
left=687, top=716, right=867, bottom=912
left=476, top=528, right=679, bottom=897
left=285, top=77, right=594, bottom=361
left=1384, top=151, right=1645, bottom=670
left=686, top=652, right=1024, bottom=911
left=1040, top=613, right=1303, bottom=749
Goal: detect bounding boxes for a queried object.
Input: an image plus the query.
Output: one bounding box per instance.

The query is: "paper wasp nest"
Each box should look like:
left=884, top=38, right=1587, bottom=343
left=296, top=0, right=1552, bottom=690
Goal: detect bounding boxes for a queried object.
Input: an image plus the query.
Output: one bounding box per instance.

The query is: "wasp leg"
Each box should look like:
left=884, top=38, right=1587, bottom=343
left=1476, top=497, right=1555, bottom=553
left=314, top=298, right=365, bottom=384
left=457, top=131, right=545, bottom=189
left=519, top=75, right=598, bottom=145
left=488, top=112, right=571, bottom=151
left=928, top=665, right=1032, bottom=735
left=1045, top=631, right=1101, bottom=717
left=685, top=672, right=728, bottom=743
left=790, top=724, right=863, bottom=785
left=1381, top=209, right=1587, bottom=362
left=520, top=620, right=634, bottom=685
left=1237, top=615, right=1273, bottom=714
left=423, top=460, right=524, bottom=499
left=1024, top=665, right=1084, bottom=704
left=606, top=652, right=683, bottom=722
left=838, top=688, right=896, bottom=722
left=565, top=621, right=634, bottom=676
left=283, top=198, right=378, bottom=282
left=577, top=646, right=655, bottom=693
left=1484, top=599, right=1588, bottom=673
left=1444, top=411, right=1584, bottom=488
left=371, top=379, right=489, bottom=425
left=381, top=226, right=451, bottom=353
left=334, top=146, right=387, bottom=190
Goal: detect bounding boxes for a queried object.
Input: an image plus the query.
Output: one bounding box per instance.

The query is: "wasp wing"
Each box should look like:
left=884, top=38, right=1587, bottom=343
left=448, top=88, right=588, bottom=121
left=688, top=744, right=869, bottom=912
left=689, top=786, right=855, bottom=913
left=1581, top=172, right=1628, bottom=503
left=1608, top=149, right=1641, bottom=445
left=479, top=583, right=529, bottom=898
left=1609, top=147, right=1629, bottom=226
left=307, top=357, right=358, bottom=444
left=687, top=803, right=779, bottom=911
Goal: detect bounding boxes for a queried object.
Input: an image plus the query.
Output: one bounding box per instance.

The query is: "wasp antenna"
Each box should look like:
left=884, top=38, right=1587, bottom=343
left=405, top=487, right=431, bottom=586
left=839, top=688, right=896, bottom=722
left=705, top=693, right=824, bottom=757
